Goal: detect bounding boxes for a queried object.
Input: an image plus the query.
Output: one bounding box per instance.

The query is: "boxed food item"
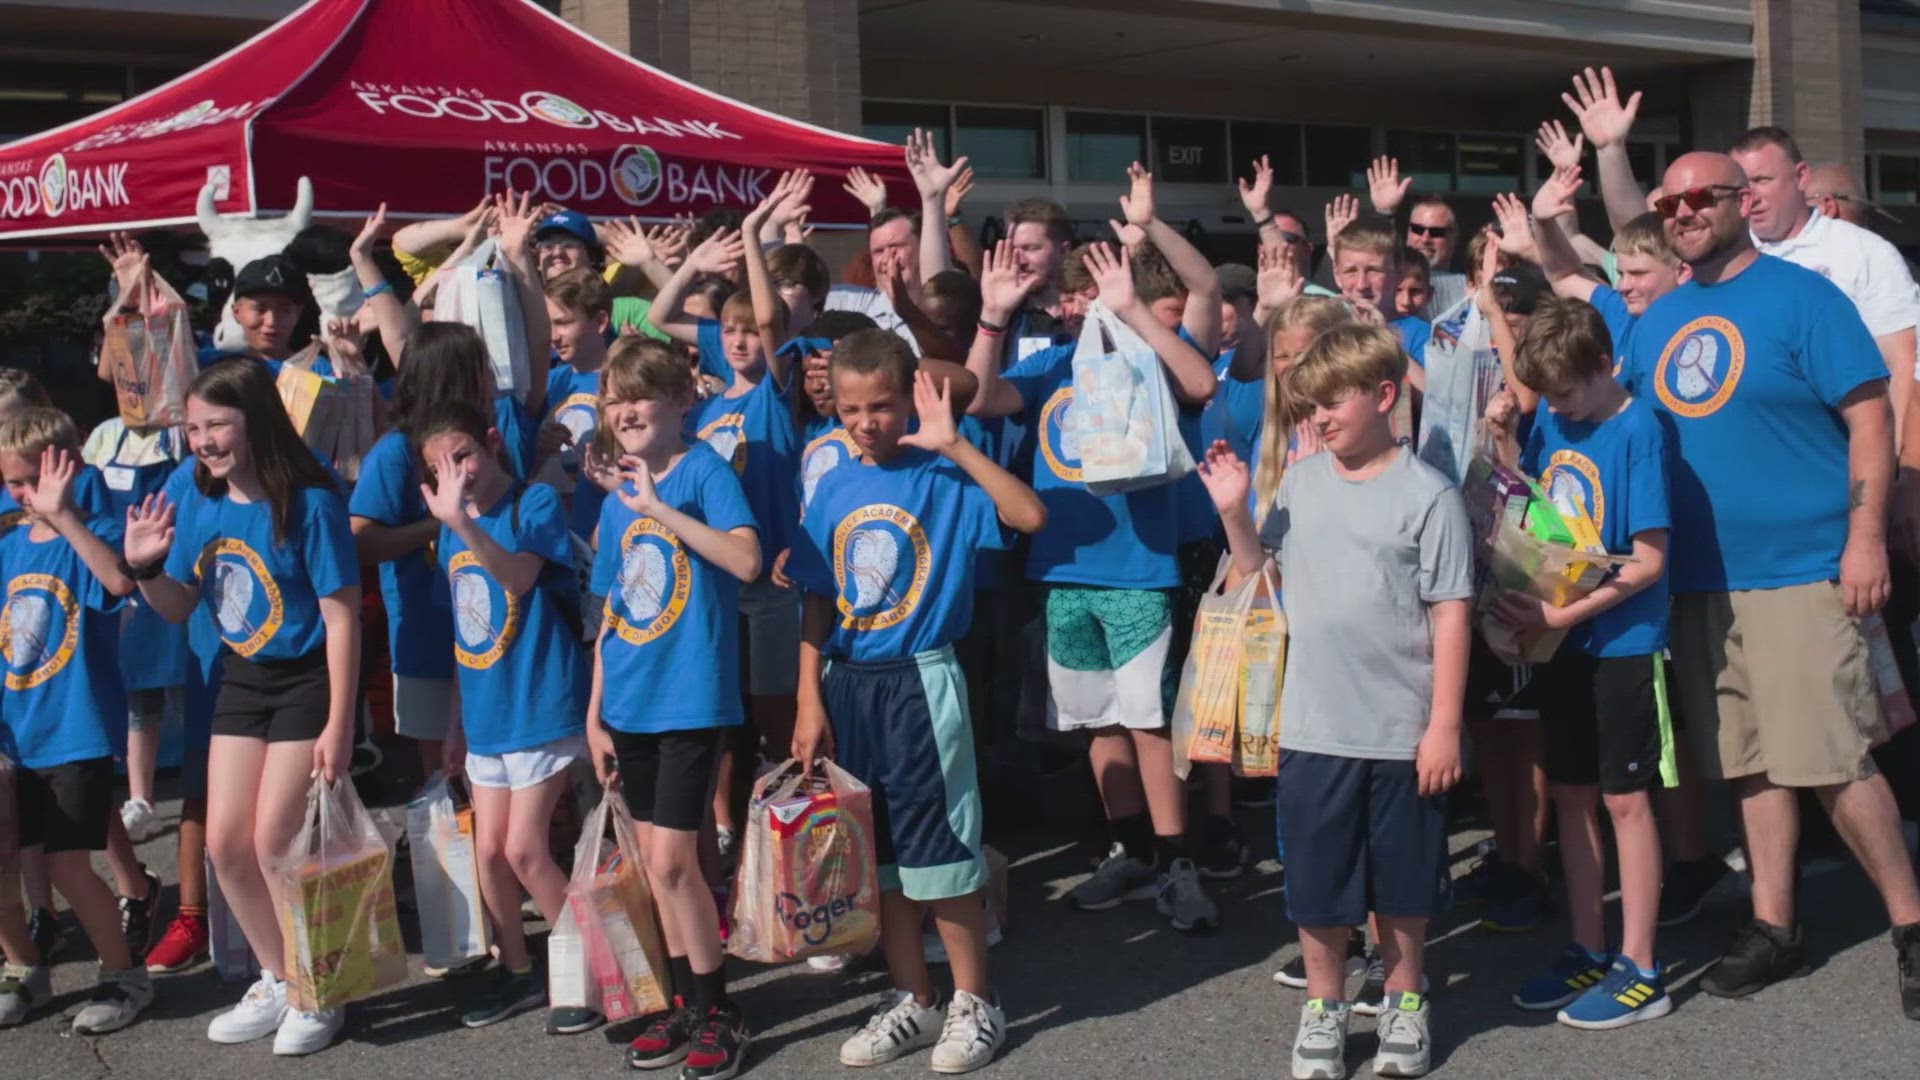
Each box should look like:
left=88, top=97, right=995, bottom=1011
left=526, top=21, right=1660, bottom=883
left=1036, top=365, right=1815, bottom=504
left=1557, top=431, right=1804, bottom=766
left=729, top=761, right=881, bottom=964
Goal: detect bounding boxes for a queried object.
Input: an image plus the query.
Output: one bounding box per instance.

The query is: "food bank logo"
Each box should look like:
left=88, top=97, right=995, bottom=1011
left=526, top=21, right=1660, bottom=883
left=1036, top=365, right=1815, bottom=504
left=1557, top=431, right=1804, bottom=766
left=522, top=91, right=594, bottom=129
left=38, top=154, right=67, bottom=217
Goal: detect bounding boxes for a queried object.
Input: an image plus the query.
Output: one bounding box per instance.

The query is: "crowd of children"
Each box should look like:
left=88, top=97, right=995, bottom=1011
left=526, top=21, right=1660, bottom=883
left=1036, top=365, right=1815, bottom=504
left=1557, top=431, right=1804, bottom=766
left=3, top=62, right=1920, bottom=1080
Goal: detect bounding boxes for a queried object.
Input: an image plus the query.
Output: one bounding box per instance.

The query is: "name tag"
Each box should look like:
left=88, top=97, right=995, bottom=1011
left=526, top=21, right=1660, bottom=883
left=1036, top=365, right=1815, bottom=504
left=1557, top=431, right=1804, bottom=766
left=103, top=466, right=136, bottom=491
left=1017, top=336, right=1052, bottom=361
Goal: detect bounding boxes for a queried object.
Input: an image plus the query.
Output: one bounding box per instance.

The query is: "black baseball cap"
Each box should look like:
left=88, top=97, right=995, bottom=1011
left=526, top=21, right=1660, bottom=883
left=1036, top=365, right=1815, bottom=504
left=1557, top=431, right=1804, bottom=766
left=1490, top=263, right=1549, bottom=316
left=231, top=253, right=311, bottom=303
left=1215, top=262, right=1257, bottom=304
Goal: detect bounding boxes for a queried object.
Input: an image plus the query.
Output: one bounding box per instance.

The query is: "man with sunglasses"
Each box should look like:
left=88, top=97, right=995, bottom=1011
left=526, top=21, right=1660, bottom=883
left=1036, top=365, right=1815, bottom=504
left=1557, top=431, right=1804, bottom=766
left=1368, top=160, right=1468, bottom=320
left=1619, top=151, right=1920, bottom=1020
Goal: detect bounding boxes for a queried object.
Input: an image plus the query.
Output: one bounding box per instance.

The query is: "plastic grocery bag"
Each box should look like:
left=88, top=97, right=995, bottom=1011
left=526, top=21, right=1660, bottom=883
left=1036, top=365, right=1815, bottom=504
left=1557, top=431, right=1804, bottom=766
left=275, top=345, right=380, bottom=481
left=1172, top=558, right=1277, bottom=779
left=1416, top=297, right=1504, bottom=484
left=405, top=774, right=491, bottom=973
left=271, top=778, right=408, bottom=1012
left=1072, top=300, right=1194, bottom=495
left=206, top=853, right=259, bottom=983
left=1237, top=598, right=1286, bottom=779
left=98, top=274, right=198, bottom=429
left=1863, top=613, right=1918, bottom=740
left=435, top=239, right=532, bottom=403
left=728, top=760, right=882, bottom=964
left=548, top=785, right=669, bottom=1023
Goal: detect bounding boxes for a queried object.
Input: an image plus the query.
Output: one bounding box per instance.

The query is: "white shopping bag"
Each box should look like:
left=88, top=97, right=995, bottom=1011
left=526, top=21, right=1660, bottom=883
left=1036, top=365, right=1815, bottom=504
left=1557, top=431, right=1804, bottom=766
left=405, top=774, right=491, bottom=972
left=1071, top=300, right=1194, bottom=495
left=436, top=239, right=532, bottom=402
left=1416, top=296, right=1505, bottom=485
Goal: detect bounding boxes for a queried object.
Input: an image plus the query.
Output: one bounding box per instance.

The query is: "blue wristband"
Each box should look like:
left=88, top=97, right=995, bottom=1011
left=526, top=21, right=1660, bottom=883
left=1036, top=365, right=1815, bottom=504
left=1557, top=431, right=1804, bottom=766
left=363, top=280, right=393, bottom=300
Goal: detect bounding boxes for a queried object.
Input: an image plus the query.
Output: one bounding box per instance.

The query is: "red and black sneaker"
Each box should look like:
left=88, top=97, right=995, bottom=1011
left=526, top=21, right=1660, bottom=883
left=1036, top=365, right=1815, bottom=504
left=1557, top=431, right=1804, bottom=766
left=144, top=912, right=209, bottom=974
left=626, top=996, right=697, bottom=1070
left=679, top=1005, right=750, bottom=1080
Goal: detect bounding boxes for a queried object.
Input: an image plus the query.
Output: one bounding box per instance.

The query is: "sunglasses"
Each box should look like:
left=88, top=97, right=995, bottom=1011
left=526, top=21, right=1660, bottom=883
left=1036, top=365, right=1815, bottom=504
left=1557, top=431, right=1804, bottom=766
left=1407, top=223, right=1451, bottom=238
left=1654, top=185, right=1743, bottom=218
left=1273, top=229, right=1308, bottom=246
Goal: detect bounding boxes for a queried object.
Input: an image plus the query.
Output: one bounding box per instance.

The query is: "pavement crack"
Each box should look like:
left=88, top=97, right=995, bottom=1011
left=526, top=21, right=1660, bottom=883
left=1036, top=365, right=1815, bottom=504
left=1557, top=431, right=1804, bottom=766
left=83, top=1035, right=113, bottom=1075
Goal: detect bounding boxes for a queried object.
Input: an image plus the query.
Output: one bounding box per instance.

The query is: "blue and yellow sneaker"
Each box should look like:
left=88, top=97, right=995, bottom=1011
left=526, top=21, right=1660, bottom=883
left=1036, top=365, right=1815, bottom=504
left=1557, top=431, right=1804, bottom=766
left=1558, top=956, right=1672, bottom=1030
left=1513, top=944, right=1609, bottom=1011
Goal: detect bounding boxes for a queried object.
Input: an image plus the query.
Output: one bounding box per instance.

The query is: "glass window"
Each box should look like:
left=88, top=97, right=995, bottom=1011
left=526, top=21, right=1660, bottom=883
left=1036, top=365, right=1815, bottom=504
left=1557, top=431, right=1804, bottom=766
left=1880, top=154, right=1920, bottom=204
left=1229, top=121, right=1304, bottom=187
left=1067, top=111, right=1147, bottom=183
left=1151, top=116, right=1228, bottom=183
left=1626, top=143, right=1659, bottom=189
left=1533, top=150, right=1591, bottom=196
left=1385, top=131, right=1455, bottom=192
left=1456, top=135, right=1523, bottom=195
left=954, top=106, right=1045, bottom=180
left=1304, top=125, right=1372, bottom=187
left=862, top=101, right=948, bottom=155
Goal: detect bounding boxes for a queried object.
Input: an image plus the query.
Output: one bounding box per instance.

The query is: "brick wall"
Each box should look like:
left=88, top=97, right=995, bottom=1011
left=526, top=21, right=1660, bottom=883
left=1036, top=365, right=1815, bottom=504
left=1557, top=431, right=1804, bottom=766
left=1749, top=0, right=1865, bottom=168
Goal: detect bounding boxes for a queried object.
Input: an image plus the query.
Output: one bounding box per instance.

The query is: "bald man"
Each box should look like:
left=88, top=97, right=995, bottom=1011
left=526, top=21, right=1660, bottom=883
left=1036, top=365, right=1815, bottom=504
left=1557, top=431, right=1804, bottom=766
left=1805, top=163, right=1875, bottom=229
left=1620, top=151, right=1920, bottom=1016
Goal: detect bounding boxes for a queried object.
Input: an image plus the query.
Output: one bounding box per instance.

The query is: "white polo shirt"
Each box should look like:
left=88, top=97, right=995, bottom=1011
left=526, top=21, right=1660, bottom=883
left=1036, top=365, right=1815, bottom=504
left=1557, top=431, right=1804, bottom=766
left=1755, top=213, right=1920, bottom=375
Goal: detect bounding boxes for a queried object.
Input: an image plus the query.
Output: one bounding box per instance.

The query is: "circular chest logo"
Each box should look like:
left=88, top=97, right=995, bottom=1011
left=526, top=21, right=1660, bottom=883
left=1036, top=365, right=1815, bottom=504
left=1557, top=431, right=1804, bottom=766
left=449, top=550, right=522, bottom=669
left=608, top=517, right=690, bottom=646
left=1542, top=449, right=1605, bottom=532
left=197, top=540, right=285, bottom=657
left=2, top=573, right=79, bottom=690
left=1038, top=386, right=1082, bottom=482
left=552, top=394, right=598, bottom=444
left=611, top=145, right=663, bottom=206
left=522, top=91, right=596, bottom=129
left=38, top=154, right=68, bottom=218
left=697, top=414, right=748, bottom=476
left=1654, top=316, right=1745, bottom=419
left=801, top=429, right=858, bottom=508
left=830, top=504, right=930, bottom=632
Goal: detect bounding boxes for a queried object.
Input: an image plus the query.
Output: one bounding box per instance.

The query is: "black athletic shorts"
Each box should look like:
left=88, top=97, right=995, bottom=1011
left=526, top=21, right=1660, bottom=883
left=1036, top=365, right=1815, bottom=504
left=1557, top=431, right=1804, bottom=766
left=16, top=757, right=115, bottom=853
left=1465, top=635, right=1540, bottom=721
left=1538, top=649, right=1665, bottom=794
left=212, top=649, right=331, bottom=743
left=609, top=727, right=727, bottom=832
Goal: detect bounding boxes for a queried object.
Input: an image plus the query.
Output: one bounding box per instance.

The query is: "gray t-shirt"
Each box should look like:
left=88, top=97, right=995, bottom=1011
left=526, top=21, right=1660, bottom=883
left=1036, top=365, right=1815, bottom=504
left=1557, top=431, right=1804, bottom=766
left=1258, top=448, right=1474, bottom=760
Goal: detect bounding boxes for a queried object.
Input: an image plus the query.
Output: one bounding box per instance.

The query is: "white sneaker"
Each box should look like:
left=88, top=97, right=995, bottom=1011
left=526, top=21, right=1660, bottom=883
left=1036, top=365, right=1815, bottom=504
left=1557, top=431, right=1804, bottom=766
left=208, top=972, right=288, bottom=1044
left=838, top=989, right=943, bottom=1066
left=119, top=798, right=158, bottom=844
left=930, top=989, right=1005, bottom=1074
left=274, top=1005, right=344, bottom=1056
left=72, top=967, right=154, bottom=1035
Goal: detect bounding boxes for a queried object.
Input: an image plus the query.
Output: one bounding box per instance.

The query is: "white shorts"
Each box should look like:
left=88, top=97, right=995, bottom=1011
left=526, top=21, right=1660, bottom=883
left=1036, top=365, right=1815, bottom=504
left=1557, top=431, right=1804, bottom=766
left=393, top=675, right=455, bottom=741
left=466, top=734, right=586, bottom=791
left=740, top=578, right=800, bottom=696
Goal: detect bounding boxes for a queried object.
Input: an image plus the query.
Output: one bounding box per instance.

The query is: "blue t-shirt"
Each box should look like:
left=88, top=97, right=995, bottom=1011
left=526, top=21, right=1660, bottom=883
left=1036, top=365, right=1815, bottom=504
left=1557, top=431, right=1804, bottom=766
left=1521, top=397, right=1673, bottom=656
left=546, top=364, right=606, bottom=538
left=0, top=517, right=126, bottom=768
left=1391, top=315, right=1431, bottom=368
left=197, top=346, right=336, bottom=381
left=800, top=421, right=858, bottom=513
left=88, top=431, right=191, bottom=690
left=438, top=483, right=588, bottom=754
left=1590, top=284, right=1634, bottom=375
left=694, top=319, right=734, bottom=384
left=690, top=374, right=800, bottom=568
left=1203, top=369, right=1267, bottom=469
left=163, top=482, right=358, bottom=661
left=349, top=430, right=455, bottom=680
left=1619, top=255, right=1886, bottom=592
left=493, top=393, right=538, bottom=484
left=591, top=444, right=755, bottom=734
left=1003, top=343, right=1181, bottom=588
left=802, top=413, right=840, bottom=445
left=786, top=447, right=1005, bottom=660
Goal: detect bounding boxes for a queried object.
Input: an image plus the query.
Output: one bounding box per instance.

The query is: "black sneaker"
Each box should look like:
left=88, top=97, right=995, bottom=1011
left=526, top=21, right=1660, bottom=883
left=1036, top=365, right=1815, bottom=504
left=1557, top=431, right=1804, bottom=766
left=459, top=966, right=545, bottom=1028
left=119, top=868, right=162, bottom=963
left=25, top=907, right=62, bottom=965
left=625, top=997, right=696, bottom=1069
left=547, top=1004, right=605, bottom=1036
left=1895, top=922, right=1920, bottom=1021
left=1198, top=816, right=1249, bottom=880
left=1701, top=919, right=1809, bottom=998
left=1274, top=932, right=1366, bottom=988
left=1658, top=855, right=1732, bottom=928
left=679, top=1004, right=749, bottom=1080
left=1449, top=853, right=1512, bottom=908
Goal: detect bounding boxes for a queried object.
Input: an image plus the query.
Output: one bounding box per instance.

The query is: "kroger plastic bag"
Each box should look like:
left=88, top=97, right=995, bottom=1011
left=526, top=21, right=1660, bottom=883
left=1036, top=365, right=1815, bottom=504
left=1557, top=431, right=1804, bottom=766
left=1071, top=300, right=1194, bottom=495
left=1172, top=558, right=1262, bottom=778
left=728, top=760, right=882, bottom=964
left=548, top=784, right=669, bottom=1023
left=271, top=778, right=408, bottom=1012
left=98, top=273, right=198, bottom=430
left=435, top=239, right=533, bottom=403
left=405, top=774, right=491, bottom=973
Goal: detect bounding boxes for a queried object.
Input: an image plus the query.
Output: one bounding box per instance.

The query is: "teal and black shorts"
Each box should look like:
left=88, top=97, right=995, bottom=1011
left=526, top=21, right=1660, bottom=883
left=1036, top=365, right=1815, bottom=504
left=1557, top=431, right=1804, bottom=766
left=823, top=645, right=987, bottom=902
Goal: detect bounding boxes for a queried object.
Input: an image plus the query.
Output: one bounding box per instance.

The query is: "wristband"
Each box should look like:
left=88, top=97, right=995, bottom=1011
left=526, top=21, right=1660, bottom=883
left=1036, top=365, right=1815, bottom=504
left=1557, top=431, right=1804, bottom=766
left=977, top=317, right=1007, bottom=336
left=122, top=558, right=165, bottom=582
left=362, top=280, right=393, bottom=300
left=946, top=215, right=964, bottom=228
left=1252, top=213, right=1274, bottom=227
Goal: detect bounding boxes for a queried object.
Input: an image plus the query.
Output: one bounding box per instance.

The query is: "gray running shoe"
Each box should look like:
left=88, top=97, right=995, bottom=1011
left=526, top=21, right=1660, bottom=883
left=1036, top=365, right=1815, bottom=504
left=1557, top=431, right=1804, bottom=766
left=72, top=967, right=155, bottom=1035
left=1155, top=858, right=1219, bottom=930
left=0, top=964, right=51, bottom=1027
left=1372, top=991, right=1433, bottom=1078
left=1069, top=843, right=1157, bottom=911
left=1290, top=998, right=1350, bottom=1080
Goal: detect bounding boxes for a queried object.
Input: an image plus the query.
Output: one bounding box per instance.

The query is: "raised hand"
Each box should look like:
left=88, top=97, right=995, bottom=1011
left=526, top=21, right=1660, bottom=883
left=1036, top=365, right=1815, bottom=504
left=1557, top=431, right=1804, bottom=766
left=602, top=217, right=662, bottom=268
left=648, top=221, right=691, bottom=264
left=492, top=189, right=542, bottom=260
left=686, top=227, right=747, bottom=277
left=842, top=166, right=889, bottom=216
left=323, top=316, right=368, bottom=376
left=1195, top=440, right=1251, bottom=516
left=349, top=204, right=387, bottom=270
left=1118, top=161, right=1156, bottom=230
left=123, top=493, right=176, bottom=569
left=980, top=238, right=1041, bottom=321
left=98, top=231, right=151, bottom=308
left=754, top=168, right=814, bottom=241
left=1367, top=156, right=1413, bottom=216
left=29, top=445, right=76, bottom=521
left=944, top=166, right=975, bottom=219
left=1532, top=163, right=1584, bottom=223
left=1324, top=194, right=1359, bottom=245
left=1563, top=66, right=1641, bottom=150
left=905, top=128, right=968, bottom=202
left=1237, top=154, right=1274, bottom=219
left=1106, top=218, right=1147, bottom=251
left=898, top=370, right=959, bottom=454
left=581, top=443, right=623, bottom=494
left=615, top=455, right=661, bottom=516
left=1474, top=225, right=1507, bottom=317
left=1255, top=241, right=1304, bottom=322
left=1083, top=242, right=1135, bottom=310
left=1490, top=194, right=1534, bottom=258
left=1534, top=120, right=1585, bottom=171
left=419, top=451, right=472, bottom=527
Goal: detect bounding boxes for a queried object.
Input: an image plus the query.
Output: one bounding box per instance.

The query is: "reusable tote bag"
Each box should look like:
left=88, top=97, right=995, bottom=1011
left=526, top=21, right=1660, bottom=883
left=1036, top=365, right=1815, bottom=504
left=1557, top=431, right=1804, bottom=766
left=98, top=274, right=198, bottom=429
left=1071, top=300, right=1194, bottom=495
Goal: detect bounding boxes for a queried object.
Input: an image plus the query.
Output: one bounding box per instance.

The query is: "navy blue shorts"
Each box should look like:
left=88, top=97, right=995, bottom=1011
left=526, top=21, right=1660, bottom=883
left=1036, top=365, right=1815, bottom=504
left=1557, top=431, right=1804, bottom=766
left=1276, top=750, right=1450, bottom=927
left=822, top=646, right=985, bottom=902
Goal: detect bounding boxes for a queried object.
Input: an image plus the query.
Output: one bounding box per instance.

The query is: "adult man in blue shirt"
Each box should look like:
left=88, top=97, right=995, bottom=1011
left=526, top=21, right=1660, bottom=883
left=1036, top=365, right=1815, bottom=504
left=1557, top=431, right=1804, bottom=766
left=1620, top=151, right=1920, bottom=1018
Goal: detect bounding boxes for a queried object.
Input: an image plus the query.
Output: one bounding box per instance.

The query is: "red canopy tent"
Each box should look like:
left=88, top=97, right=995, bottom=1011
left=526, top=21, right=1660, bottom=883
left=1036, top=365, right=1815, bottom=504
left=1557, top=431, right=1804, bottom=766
left=0, top=0, right=907, bottom=241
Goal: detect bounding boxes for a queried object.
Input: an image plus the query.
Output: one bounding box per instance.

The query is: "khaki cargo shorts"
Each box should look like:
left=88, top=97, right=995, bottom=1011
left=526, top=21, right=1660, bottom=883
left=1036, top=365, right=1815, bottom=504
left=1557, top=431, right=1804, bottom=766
left=1670, top=581, right=1885, bottom=788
